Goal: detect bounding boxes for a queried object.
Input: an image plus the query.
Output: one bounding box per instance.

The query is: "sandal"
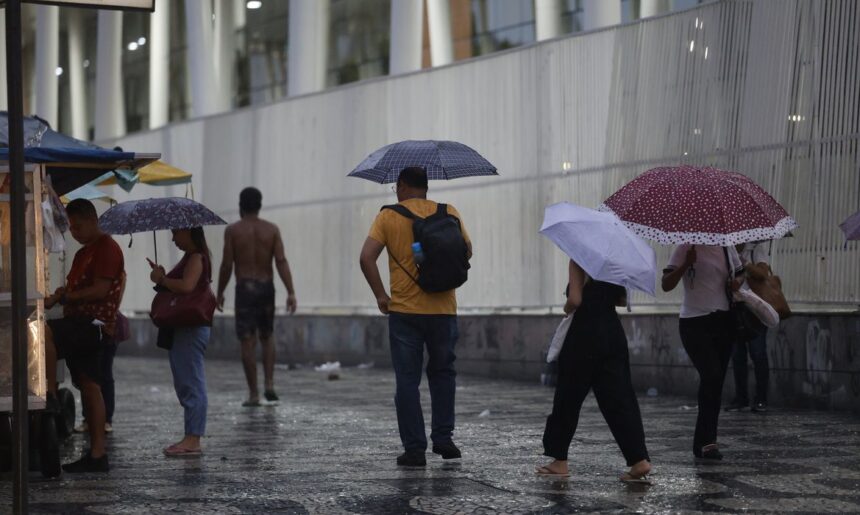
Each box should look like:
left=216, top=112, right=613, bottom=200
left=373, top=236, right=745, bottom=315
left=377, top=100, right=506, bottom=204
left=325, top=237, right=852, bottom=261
left=242, top=399, right=261, bottom=407
left=620, top=472, right=652, bottom=484
left=163, top=444, right=202, bottom=457
left=535, top=465, right=570, bottom=478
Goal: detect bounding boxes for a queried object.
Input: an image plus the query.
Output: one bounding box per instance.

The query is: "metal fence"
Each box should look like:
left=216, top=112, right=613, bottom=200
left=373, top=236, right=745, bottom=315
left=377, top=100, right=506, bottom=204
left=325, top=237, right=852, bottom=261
left=100, top=0, right=860, bottom=314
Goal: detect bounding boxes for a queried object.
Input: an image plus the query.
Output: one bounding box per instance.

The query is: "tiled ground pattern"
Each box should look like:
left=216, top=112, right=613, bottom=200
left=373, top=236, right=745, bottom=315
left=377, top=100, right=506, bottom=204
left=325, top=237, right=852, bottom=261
left=2, top=356, right=860, bottom=514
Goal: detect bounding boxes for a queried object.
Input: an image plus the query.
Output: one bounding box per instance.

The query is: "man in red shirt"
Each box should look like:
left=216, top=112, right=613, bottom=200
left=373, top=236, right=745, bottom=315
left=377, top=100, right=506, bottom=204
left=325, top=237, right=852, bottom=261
left=44, top=199, right=124, bottom=473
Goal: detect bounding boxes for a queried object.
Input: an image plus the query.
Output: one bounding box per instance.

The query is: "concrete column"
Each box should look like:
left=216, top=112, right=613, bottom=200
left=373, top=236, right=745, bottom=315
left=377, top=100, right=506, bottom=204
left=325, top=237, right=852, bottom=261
left=287, top=0, right=330, bottom=96
left=640, top=0, right=670, bottom=18
left=535, top=0, right=562, bottom=41
left=148, top=0, right=170, bottom=129
left=389, top=0, right=423, bottom=75
left=0, top=9, right=7, bottom=111
left=35, top=5, right=60, bottom=127
left=234, top=0, right=247, bottom=30
left=95, top=10, right=126, bottom=140
left=67, top=11, right=88, bottom=140
left=426, top=0, right=453, bottom=66
left=213, top=0, right=235, bottom=111
left=580, top=0, right=621, bottom=31
left=185, top=0, right=217, bottom=117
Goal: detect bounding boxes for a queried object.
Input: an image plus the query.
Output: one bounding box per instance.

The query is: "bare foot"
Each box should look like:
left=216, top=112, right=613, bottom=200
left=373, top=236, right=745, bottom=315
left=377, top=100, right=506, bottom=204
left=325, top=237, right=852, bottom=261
left=535, top=459, right=570, bottom=476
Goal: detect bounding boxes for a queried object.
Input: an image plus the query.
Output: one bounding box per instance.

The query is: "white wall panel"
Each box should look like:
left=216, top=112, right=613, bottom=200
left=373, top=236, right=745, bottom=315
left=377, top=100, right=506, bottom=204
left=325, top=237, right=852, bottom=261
left=104, top=0, right=860, bottom=314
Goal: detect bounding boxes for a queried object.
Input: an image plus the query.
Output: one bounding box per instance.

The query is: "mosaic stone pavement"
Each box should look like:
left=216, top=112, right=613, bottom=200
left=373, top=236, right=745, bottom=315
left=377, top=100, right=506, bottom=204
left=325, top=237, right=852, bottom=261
left=3, top=356, right=860, bottom=514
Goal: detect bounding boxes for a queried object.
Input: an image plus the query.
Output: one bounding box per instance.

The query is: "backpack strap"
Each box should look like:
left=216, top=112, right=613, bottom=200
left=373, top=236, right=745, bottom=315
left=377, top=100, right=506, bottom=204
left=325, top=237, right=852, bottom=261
left=380, top=204, right=421, bottom=286
left=381, top=204, right=419, bottom=220
left=436, top=203, right=448, bottom=216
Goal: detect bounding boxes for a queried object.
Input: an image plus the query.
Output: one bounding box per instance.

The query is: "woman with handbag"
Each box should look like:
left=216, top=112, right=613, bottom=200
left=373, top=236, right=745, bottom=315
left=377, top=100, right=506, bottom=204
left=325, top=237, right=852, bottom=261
left=148, top=227, right=216, bottom=457
left=536, top=260, right=651, bottom=481
left=662, top=244, right=743, bottom=460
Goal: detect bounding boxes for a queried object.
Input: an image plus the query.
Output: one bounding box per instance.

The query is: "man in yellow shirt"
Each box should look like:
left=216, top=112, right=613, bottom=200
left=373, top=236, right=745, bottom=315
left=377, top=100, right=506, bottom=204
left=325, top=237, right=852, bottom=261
left=359, top=167, right=472, bottom=467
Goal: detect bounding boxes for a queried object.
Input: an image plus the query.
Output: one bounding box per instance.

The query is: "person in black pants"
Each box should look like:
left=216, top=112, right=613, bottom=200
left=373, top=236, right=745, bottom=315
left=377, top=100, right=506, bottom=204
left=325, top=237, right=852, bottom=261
left=537, top=260, right=651, bottom=481
left=663, top=244, right=742, bottom=460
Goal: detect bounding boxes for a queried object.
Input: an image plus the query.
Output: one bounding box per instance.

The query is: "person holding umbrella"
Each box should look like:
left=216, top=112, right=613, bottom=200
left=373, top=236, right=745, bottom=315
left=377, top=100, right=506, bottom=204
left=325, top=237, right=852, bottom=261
left=99, top=197, right=225, bottom=456
left=601, top=165, right=798, bottom=460
left=662, top=244, right=743, bottom=460
left=536, top=203, right=653, bottom=481
left=352, top=141, right=494, bottom=467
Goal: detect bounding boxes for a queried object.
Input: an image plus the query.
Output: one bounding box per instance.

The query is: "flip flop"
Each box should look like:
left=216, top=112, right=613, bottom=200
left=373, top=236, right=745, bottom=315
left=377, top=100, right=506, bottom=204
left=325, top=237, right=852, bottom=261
left=163, top=445, right=202, bottom=457
left=242, top=399, right=261, bottom=407
left=535, top=465, right=570, bottom=478
left=620, top=472, right=652, bottom=484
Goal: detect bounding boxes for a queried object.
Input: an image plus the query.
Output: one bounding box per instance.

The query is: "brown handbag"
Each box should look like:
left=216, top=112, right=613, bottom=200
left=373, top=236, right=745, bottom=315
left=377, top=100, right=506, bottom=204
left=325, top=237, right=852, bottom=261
left=150, top=286, right=217, bottom=328
left=150, top=254, right=217, bottom=328
left=745, top=263, right=792, bottom=320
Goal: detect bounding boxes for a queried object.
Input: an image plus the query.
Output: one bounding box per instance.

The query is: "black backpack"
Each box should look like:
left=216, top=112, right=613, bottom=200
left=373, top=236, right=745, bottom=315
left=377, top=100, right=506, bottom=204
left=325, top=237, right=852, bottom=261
left=382, top=203, right=471, bottom=293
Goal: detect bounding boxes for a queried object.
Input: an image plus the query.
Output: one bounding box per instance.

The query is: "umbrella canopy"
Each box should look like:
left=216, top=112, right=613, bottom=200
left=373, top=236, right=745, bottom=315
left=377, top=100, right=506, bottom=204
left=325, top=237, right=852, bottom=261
left=99, top=197, right=226, bottom=235
left=62, top=184, right=116, bottom=205
left=540, top=202, right=657, bottom=296
left=0, top=112, right=158, bottom=195
left=348, top=140, right=498, bottom=184
left=96, top=160, right=193, bottom=190
left=840, top=210, right=860, bottom=241
left=599, top=165, right=798, bottom=246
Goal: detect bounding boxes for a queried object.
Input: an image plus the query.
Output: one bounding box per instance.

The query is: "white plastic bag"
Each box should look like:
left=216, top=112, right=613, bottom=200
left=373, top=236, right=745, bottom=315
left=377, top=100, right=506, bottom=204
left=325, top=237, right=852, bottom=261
left=546, top=314, right=573, bottom=363
left=734, top=287, right=779, bottom=328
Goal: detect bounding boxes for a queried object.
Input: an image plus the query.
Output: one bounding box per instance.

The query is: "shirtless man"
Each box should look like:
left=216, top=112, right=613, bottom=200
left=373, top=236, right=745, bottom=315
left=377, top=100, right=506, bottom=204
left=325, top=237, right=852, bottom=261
left=217, top=187, right=297, bottom=406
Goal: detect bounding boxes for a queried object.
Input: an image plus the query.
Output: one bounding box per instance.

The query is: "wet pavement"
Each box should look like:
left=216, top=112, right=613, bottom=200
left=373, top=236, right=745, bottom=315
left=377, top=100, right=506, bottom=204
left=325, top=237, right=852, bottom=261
left=3, top=356, right=860, bottom=514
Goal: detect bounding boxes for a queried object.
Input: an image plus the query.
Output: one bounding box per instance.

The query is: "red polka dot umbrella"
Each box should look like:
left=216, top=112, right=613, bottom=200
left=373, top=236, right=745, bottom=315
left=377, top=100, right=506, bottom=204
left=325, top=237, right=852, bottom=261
left=598, top=166, right=798, bottom=246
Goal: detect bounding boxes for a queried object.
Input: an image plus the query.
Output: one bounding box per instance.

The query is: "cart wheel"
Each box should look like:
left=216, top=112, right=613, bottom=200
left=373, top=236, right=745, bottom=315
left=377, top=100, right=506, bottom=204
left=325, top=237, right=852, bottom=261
left=39, top=412, right=61, bottom=478
left=55, top=387, right=76, bottom=439
left=0, top=414, right=11, bottom=472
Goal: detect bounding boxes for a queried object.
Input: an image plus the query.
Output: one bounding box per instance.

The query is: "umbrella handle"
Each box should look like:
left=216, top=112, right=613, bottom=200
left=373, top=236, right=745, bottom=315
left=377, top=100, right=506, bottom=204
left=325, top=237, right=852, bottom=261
left=153, top=231, right=158, bottom=265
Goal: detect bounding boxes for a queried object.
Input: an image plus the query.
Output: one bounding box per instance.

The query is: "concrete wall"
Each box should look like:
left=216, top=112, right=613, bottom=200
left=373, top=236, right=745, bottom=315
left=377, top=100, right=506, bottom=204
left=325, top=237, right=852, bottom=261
left=121, top=311, right=860, bottom=413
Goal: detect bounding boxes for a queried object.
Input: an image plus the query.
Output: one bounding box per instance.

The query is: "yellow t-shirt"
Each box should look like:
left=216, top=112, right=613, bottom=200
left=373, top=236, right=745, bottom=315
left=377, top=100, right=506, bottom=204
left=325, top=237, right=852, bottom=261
left=368, top=199, right=471, bottom=315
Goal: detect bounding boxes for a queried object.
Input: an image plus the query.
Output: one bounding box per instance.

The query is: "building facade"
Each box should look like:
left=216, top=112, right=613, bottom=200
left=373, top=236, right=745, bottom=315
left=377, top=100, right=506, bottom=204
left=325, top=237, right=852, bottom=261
left=4, top=0, right=858, bottom=315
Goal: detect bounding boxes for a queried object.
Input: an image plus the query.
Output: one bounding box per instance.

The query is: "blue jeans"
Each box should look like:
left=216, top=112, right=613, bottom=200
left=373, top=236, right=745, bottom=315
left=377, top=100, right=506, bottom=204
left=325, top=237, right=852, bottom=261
left=732, top=328, right=769, bottom=404
left=388, top=313, right=458, bottom=453
left=168, top=327, right=210, bottom=436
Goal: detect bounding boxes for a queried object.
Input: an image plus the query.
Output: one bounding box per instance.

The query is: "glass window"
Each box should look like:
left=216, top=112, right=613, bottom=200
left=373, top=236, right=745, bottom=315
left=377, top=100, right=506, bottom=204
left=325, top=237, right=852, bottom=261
left=467, top=0, right=535, bottom=58
left=122, top=11, right=150, bottom=133
left=328, top=0, right=390, bottom=87
left=236, top=1, right=289, bottom=107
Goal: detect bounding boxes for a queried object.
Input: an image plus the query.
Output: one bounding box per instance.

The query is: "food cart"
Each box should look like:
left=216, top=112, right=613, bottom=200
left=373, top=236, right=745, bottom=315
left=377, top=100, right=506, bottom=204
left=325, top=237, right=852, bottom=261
left=0, top=150, right=158, bottom=477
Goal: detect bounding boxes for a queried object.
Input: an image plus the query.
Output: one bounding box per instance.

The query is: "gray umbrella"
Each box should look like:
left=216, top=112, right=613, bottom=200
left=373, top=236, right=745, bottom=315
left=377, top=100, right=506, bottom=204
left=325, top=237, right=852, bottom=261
left=99, top=197, right=226, bottom=262
left=347, top=140, right=498, bottom=184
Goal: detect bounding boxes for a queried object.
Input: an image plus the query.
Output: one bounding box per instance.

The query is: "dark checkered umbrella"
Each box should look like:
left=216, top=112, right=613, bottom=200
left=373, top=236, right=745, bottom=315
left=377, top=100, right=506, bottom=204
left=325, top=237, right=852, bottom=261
left=347, top=140, right=498, bottom=184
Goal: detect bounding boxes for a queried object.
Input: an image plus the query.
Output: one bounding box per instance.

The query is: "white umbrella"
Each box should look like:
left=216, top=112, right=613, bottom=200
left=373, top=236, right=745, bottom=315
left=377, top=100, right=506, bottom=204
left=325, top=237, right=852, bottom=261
left=540, top=202, right=657, bottom=296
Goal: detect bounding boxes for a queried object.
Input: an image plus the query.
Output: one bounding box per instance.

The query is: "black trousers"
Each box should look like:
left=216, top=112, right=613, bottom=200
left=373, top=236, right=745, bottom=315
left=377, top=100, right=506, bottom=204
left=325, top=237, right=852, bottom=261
left=542, top=313, right=649, bottom=466
left=679, top=311, right=735, bottom=455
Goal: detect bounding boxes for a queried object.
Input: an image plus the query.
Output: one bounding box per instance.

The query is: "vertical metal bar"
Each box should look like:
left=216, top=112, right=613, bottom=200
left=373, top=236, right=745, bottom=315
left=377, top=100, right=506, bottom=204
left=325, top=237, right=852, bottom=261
left=5, top=0, right=29, bottom=512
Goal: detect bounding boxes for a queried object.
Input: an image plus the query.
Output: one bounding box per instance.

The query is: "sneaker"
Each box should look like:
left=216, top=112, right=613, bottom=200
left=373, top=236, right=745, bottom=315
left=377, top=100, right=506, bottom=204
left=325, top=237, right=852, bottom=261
left=724, top=400, right=748, bottom=412
left=73, top=421, right=89, bottom=433
left=396, top=451, right=426, bottom=467
left=432, top=442, right=462, bottom=460
left=104, top=423, right=113, bottom=433
left=751, top=402, right=768, bottom=413
left=264, top=390, right=279, bottom=402
left=62, top=452, right=109, bottom=473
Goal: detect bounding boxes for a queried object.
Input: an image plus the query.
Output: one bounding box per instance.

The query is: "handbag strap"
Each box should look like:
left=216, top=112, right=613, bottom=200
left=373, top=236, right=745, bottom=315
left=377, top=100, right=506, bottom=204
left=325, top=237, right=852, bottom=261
left=722, top=247, right=738, bottom=306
